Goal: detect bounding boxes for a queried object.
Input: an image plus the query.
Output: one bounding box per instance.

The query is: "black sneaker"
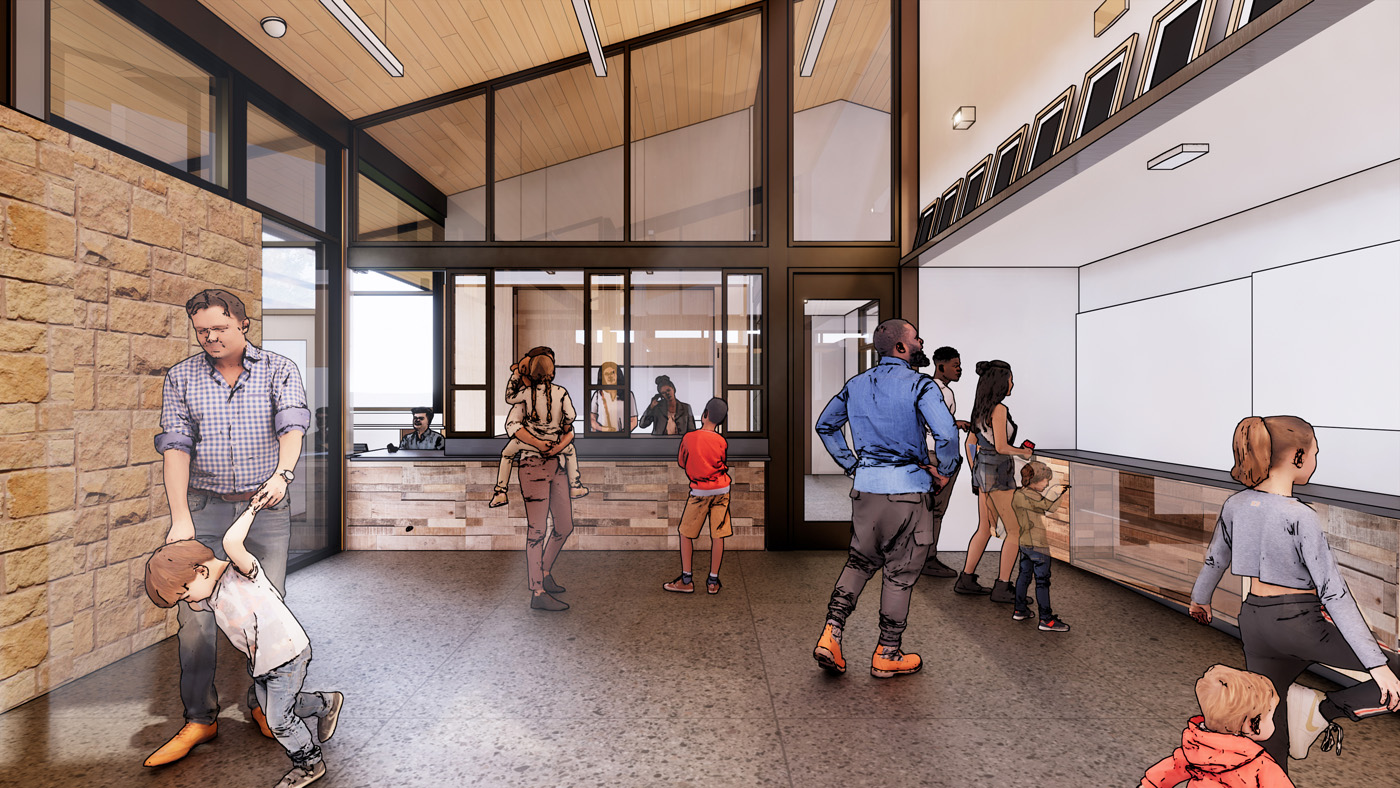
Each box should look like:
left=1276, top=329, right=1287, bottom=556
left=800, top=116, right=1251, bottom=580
left=274, top=761, right=326, bottom=788
left=530, top=592, right=569, bottom=611
left=989, top=580, right=1016, bottom=604
left=542, top=575, right=566, bottom=594
left=1038, top=616, right=1071, bottom=632
left=921, top=556, right=957, bottom=578
left=954, top=571, right=992, bottom=595
left=1012, top=609, right=1033, bottom=621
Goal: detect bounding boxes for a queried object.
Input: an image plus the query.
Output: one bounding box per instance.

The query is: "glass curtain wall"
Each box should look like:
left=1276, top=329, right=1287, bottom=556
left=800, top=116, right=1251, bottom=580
left=491, top=272, right=588, bottom=435
left=261, top=221, right=334, bottom=564
left=357, top=172, right=445, bottom=241
left=792, top=0, right=892, bottom=241
left=49, top=0, right=220, bottom=184
left=348, top=270, right=439, bottom=447
left=494, top=58, right=625, bottom=241
left=247, top=104, right=327, bottom=232
left=363, top=94, right=487, bottom=241
left=631, top=14, right=763, bottom=241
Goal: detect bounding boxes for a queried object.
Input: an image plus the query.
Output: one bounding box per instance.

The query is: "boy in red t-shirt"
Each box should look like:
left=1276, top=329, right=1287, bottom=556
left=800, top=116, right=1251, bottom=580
left=664, top=398, right=732, bottom=595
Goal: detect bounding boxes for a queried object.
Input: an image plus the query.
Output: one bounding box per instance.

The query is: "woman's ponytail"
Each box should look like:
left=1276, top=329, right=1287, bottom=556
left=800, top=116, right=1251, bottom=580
left=1230, top=416, right=1272, bottom=487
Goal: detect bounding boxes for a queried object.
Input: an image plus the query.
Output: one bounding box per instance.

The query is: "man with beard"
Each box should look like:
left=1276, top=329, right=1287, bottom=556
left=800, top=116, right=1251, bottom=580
left=920, top=346, right=973, bottom=578
left=146, top=289, right=310, bottom=767
left=813, top=319, right=961, bottom=678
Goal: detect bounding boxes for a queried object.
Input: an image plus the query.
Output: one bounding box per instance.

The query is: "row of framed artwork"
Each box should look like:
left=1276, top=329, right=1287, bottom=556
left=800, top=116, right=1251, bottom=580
left=914, top=0, right=1284, bottom=248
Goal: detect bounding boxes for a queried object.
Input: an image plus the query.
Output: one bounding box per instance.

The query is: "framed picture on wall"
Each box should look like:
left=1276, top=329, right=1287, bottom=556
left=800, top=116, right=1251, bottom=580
left=1226, top=0, right=1284, bottom=35
left=1074, top=34, right=1139, bottom=142
left=1137, top=0, right=1218, bottom=97
left=989, top=124, right=1028, bottom=200
left=915, top=199, right=938, bottom=247
left=958, top=154, right=994, bottom=221
left=1021, top=86, right=1076, bottom=178
left=934, top=180, right=963, bottom=237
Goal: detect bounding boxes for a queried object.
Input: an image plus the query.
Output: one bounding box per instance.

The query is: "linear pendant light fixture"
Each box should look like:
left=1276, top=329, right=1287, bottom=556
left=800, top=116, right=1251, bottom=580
left=317, top=0, right=404, bottom=77
left=800, top=0, right=838, bottom=77
left=571, top=0, right=608, bottom=77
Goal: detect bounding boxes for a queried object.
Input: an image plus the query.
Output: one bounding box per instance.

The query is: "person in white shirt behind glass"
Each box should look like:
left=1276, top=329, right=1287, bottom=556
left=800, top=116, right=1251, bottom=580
left=397, top=407, right=444, bottom=451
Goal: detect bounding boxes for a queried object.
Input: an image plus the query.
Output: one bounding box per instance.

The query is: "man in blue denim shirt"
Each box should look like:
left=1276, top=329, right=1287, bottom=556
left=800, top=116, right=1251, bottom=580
left=812, top=319, right=960, bottom=679
left=145, top=289, right=310, bottom=768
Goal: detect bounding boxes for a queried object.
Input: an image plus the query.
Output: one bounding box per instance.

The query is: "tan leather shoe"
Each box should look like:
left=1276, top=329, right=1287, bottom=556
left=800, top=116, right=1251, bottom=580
left=144, top=721, right=217, bottom=767
left=251, top=706, right=275, bottom=738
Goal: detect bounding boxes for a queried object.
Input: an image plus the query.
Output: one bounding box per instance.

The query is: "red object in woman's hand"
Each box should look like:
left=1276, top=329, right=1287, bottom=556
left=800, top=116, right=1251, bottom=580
left=1021, top=440, right=1035, bottom=450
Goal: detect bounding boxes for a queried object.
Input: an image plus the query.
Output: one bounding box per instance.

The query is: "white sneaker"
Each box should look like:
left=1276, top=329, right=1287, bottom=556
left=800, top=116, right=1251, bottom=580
left=1287, top=683, right=1328, bottom=759
left=274, top=760, right=326, bottom=788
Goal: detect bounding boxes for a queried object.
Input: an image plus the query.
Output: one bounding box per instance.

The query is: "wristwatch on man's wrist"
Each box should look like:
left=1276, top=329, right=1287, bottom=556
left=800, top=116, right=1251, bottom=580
left=276, top=468, right=295, bottom=483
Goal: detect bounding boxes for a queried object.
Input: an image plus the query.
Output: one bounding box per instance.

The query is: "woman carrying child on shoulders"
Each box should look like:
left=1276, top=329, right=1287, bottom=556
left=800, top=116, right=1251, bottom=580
left=1190, top=415, right=1400, bottom=774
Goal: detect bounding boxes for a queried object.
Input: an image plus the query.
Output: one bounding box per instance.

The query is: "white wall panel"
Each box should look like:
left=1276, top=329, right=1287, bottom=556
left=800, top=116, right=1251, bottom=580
left=1077, top=279, right=1251, bottom=471
left=919, top=267, right=1078, bottom=548
left=1308, top=428, right=1400, bottom=496
left=1253, top=243, right=1400, bottom=431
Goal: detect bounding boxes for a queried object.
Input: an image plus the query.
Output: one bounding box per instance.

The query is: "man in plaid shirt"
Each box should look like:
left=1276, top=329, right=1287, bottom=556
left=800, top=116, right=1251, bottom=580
left=145, top=289, right=311, bottom=768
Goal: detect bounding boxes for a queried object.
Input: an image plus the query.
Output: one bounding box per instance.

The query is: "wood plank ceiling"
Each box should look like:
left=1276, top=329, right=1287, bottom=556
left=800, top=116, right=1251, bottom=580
left=193, top=1, right=890, bottom=203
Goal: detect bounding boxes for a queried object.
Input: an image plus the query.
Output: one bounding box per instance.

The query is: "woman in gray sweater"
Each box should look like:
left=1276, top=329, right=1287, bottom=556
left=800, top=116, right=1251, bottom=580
left=1189, top=415, right=1400, bottom=774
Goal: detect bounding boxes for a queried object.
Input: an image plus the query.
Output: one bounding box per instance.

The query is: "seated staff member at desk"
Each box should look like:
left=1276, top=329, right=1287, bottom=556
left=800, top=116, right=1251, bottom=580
left=396, top=407, right=444, bottom=451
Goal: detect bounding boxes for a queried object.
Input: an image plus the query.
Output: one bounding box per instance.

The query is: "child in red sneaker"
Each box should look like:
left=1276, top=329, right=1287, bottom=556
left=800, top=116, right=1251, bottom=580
left=1141, top=664, right=1293, bottom=788
left=1010, top=461, right=1071, bottom=631
left=663, top=398, right=731, bottom=595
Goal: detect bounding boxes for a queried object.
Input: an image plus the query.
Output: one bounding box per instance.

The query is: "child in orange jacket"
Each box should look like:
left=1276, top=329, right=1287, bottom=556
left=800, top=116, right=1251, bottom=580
left=1141, top=664, right=1294, bottom=788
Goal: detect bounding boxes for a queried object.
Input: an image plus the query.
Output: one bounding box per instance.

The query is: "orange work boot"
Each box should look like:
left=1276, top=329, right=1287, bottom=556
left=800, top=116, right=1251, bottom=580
left=813, top=623, right=846, bottom=674
left=251, top=706, right=274, bottom=738
left=144, top=721, right=218, bottom=766
left=871, top=645, right=922, bottom=678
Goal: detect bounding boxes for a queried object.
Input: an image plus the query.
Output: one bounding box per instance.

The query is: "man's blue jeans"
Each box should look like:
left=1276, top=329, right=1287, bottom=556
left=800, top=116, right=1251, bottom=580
left=1013, top=547, right=1054, bottom=621
left=252, top=647, right=326, bottom=768
left=177, top=491, right=291, bottom=724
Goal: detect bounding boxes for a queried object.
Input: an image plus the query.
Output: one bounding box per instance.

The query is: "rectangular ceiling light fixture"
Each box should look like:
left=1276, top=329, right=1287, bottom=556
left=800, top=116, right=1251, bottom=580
left=317, top=0, right=404, bottom=78
left=571, top=0, right=608, bottom=77
left=1147, top=143, right=1209, bottom=170
left=800, top=0, right=839, bottom=77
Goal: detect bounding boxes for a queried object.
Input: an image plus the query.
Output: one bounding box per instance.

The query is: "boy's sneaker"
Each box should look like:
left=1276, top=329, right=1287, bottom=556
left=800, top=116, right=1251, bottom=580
left=569, top=485, right=590, bottom=499
left=274, top=761, right=326, bottom=788
left=813, top=623, right=845, bottom=674
left=663, top=575, right=694, bottom=593
left=1038, top=617, right=1071, bottom=632
left=488, top=487, right=508, bottom=508
left=954, top=571, right=992, bottom=595
left=706, top=576, right=722, bottom=595
left=1011, top=609, right=1033, bottom=621
left=317, top=692, right=344, bottom=743
left=1288, top=684, right=1338, bottom=759
left=871, top=646, right=922, bottom=678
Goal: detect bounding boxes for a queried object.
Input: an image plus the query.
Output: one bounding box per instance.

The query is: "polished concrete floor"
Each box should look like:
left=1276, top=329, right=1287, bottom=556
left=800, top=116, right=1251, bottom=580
left=3, top=550, right=1397, bottom=787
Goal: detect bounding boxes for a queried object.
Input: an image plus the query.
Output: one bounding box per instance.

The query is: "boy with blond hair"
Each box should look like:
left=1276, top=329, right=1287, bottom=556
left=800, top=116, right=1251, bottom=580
left=1010, top=461, right=1071, bottom=631
left=145, top=484, right=343, bottom=788
left=1141, top=664, right=1293, bottom=788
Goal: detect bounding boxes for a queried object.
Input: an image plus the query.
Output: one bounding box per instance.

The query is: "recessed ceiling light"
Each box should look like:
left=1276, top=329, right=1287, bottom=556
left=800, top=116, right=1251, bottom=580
left=953, top=106, right=976, bottom=130
left=260, top=16, right=287, bottom=38
left=1148, top=143, right=1210, bottom=170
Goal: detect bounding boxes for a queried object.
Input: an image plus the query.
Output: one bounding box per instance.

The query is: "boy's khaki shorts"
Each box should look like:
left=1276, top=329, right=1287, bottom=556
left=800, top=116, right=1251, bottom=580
left=678, top=492, right=733, bottom=539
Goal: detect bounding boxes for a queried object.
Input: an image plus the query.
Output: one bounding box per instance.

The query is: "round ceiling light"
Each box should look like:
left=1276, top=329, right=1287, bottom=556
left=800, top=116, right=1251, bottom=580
left=260, top=16, right=288, bottom=38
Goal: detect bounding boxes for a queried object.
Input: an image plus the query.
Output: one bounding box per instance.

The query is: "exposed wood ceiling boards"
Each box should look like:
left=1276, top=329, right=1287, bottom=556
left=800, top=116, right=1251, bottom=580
left=365, top=95, right=488, bottom=195
left=248, top=103, right=321, bottom=157
left=196, top=0, right=754, bottom=120
left=495, top=56, right=624, bottom=182
left=792, top=0, right=891, bottom=114
left=50, top=0, right=214, bottom=163
left=630, top=13, right=761, bottom=141
left=357, top=172, right=437, bottom=237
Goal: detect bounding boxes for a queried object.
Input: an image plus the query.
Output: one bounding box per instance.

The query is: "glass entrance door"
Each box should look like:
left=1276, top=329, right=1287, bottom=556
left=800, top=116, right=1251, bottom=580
left=787, top=273, right=895, bottom=549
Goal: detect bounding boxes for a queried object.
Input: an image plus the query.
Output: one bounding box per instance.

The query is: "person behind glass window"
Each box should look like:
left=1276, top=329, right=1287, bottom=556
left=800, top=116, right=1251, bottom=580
left=312, top=407, right=329, bottom=454
left=398, top=407, right=444, bottom=450
left=589, top=361, right=637, bottom=432
left=639, top=375, right=695, bottom=436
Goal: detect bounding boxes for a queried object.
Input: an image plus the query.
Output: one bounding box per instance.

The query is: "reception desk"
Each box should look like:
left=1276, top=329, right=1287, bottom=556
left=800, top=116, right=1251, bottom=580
left=346, top=438, right=768, bottom=551
left=1039, top=450, right=1399, bottom=656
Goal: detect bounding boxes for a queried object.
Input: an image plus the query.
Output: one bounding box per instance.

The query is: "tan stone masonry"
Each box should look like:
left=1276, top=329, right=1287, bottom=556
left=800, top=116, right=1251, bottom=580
left=0, top=106, right=263, bottom=712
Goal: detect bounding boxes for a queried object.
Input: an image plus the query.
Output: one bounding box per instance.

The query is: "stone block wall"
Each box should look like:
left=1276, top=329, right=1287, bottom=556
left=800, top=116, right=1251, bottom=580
left=346, top=459, right=766, bottom=551
left=0, top=106, right=262, bottom=712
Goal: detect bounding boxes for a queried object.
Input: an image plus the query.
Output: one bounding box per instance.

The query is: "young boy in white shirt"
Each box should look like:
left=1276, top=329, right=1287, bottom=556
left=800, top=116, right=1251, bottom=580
left=145, top=483, right=344, bottom=788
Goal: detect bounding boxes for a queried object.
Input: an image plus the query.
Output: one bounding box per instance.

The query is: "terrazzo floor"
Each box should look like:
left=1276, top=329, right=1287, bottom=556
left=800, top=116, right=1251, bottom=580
left=2, top=550, right=1397, bottom=787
